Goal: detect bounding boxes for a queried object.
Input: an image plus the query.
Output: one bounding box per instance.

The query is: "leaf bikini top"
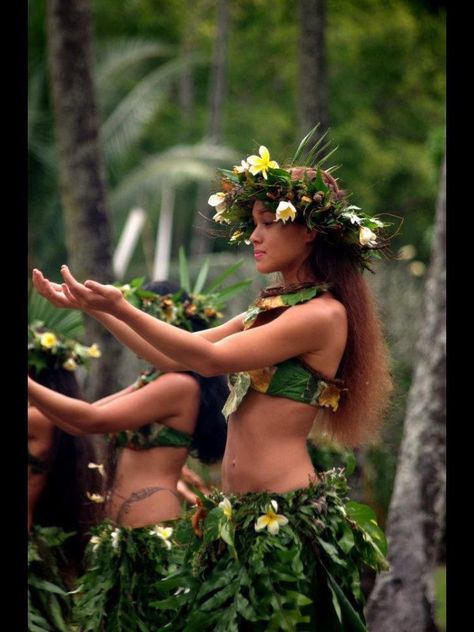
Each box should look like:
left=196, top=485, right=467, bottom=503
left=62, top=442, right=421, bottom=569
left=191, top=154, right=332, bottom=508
left=222, top=283, right=345, bottom=419
left=108, top=369, right=194, bottom=450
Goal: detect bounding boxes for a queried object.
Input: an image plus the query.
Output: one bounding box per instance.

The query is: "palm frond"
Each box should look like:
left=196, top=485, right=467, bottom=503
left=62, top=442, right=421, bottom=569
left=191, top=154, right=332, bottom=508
left=101, top=55, right=205, bottom=166
left=95, top=38, right=173, bottom=90
left=110, top=143, right=238, bottom=214
left=28, top=292, right=84, bottom=338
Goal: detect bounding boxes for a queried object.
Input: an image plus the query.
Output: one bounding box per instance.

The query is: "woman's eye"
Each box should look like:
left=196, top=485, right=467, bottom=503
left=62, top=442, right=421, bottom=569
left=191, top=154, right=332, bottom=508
left=263, top=221, right=274, bottom=226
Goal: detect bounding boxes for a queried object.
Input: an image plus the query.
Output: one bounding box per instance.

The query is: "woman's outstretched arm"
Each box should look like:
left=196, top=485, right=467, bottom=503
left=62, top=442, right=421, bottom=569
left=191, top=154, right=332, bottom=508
left=32, top=268, right=244, bottom=371
left=28, top=372, right=200, bottom=436
left=59, top=265, right=343, bottom=377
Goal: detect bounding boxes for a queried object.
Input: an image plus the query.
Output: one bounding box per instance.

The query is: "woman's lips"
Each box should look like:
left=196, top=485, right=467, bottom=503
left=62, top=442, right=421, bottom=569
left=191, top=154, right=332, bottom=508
left=254, top=250, right=265, bottom=259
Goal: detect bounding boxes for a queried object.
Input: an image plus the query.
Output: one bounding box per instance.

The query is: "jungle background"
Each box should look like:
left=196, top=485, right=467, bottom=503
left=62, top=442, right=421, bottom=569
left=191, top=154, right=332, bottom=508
left=28, top=0, right=446, bottom=629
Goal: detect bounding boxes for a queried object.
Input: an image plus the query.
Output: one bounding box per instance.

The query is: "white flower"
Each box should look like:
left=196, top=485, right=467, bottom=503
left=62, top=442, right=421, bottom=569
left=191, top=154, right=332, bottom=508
left=208, top=192, right=227, bottom=212
left=233, top=159, right=249, bottom=173
left=149, top=525, right=174, bottom=550
left=86, top=491, right=105, bottom=504
left=88, top=462, right=106, bottom=478
left=359, top=226, right=378, bottom=247
left=218, top=497, right=233, bottom=520
left=110, top=528, right=121, bottom=549
left=274, top=201, right=297, bottom=223
left=255, top=500, right=289, bottom=535
left=89, top=535, right=101, bottom=552
left=341, top=211, right=362, bottom=225
left=213, top=208, right=231, bottom=224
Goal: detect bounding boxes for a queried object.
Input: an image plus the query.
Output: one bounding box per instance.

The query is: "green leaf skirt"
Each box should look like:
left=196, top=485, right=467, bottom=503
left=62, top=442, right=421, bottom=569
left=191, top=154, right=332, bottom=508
left=71, top=469, right=388, bottom=631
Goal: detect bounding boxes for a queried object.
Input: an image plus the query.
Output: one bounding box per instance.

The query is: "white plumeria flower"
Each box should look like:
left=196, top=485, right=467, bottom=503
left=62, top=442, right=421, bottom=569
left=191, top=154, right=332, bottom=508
left=86, top=491, right=105, bottom=504
left=63, top=358, right=78, bottom=371
left=255, top=500, right=289, bottom=535
left=89, top=535, right=101, bottom=552
left=88, top=462, right=106, bottom=478
left=359, top=226, right=378, bottom=247
left=149, top=525, right=174, bottom=549
left=208, top=192, right=227, bottom=212
left=213, top=208, right=231, bottom=225
left=39, top=332, right=58, bottom=349
left=341, top=211, right=362, bottom=225
left=110, top=528, right=121, bottom=550
left=247, top=146, right=279, bottom=180
left=274, top=201, right=297, bottom=223
left=233, top=159, right=249, bottom=173
left=218, top=497, right=233, bottom=520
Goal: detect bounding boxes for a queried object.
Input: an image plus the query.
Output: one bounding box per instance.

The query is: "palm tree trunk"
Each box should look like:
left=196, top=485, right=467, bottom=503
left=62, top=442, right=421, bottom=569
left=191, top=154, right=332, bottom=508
left=366, top=150, right=446, bottom=631
left=298, top=0, right=328, bottom=135
left=46, top=0, right=123, bottom=399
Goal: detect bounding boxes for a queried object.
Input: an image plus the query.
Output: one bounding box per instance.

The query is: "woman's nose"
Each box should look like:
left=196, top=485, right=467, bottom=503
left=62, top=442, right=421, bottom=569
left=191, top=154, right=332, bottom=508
left=250, top=225, right=261, bottom=244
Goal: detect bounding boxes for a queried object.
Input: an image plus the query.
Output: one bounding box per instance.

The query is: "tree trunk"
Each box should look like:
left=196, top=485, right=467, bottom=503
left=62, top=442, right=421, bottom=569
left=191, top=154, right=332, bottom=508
left=46, top=0, right=122, bottom=399
left=298, top=0, right=328, bottom=136
left=191, top=0, right=231, bottom=257
left=366, top=151, right=446, bottom=631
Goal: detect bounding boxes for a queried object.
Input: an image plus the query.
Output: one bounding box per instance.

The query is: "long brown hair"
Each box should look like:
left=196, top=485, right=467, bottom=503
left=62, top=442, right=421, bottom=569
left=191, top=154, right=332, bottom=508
left=291, top=167, right=393, bottom=446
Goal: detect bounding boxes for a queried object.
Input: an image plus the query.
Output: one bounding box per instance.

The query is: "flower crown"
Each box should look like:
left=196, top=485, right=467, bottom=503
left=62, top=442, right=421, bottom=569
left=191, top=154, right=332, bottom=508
left=208, top=128, right=391, bottom=271
left=28, top=321, right=101, bottom=374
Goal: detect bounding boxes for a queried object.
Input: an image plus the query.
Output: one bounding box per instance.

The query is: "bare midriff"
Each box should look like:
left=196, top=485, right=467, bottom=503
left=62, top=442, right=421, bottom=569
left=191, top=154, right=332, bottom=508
left=221, top=389, right=319, bottom=494
left=106, top=445, right=188, bottom=527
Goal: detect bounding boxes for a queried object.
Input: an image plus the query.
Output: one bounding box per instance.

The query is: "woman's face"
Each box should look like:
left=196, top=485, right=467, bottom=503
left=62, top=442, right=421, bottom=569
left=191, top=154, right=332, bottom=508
left=249, top=200, right=316, bottom=279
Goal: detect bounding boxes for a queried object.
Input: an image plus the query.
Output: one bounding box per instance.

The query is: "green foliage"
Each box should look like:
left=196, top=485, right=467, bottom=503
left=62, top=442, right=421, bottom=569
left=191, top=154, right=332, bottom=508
left=152, top=470, right=387, bottom=630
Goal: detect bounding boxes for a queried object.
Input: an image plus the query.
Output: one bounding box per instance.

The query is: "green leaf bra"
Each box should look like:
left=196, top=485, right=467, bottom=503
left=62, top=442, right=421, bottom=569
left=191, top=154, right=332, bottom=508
left=222, top=283, right=345, bottom=419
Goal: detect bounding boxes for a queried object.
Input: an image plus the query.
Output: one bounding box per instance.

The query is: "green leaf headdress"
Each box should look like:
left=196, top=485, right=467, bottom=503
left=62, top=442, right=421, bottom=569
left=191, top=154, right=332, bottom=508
left=208, top=124, right=393, bottom=271
left=115, top=248, right=252, bottom=331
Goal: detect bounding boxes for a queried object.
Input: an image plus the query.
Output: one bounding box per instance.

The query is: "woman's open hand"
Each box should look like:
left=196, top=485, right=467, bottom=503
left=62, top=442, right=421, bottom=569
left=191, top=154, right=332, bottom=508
left=57, top=265, right=125, bottom=314
left=32, top=268, right=82, bottom=310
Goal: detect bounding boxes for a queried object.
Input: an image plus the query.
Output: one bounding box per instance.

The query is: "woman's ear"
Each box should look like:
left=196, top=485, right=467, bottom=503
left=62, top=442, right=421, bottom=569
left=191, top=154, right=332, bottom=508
left=304, top=228, right=318, bottom=244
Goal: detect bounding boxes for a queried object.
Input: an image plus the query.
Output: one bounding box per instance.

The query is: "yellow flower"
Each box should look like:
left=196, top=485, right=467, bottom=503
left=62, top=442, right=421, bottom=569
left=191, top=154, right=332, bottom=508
left=275, top=201, right=297, bottom=223
left=230, top=230, right=244, bottom=242
left=208, top=192, right=227, bottom=211
left=86, top=491, right=105, bottom=503
left=317, top=384, right=341, bottom=412
left=88, top=462, right=106, bottom=477
left=247, top=146, right=279, bottom=180
left=63, top=358, right=78, bottom=371
left=87, top=343, right=101, bottom=358
left=255, top=500, right=288, bottom=535
left=40, top=332, right=58, bottom=349
left=149, top=525, right=174, bottom=549
left=218, top=497, right=233, bottom=520
left=359, top=226, right=377, bottom=247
